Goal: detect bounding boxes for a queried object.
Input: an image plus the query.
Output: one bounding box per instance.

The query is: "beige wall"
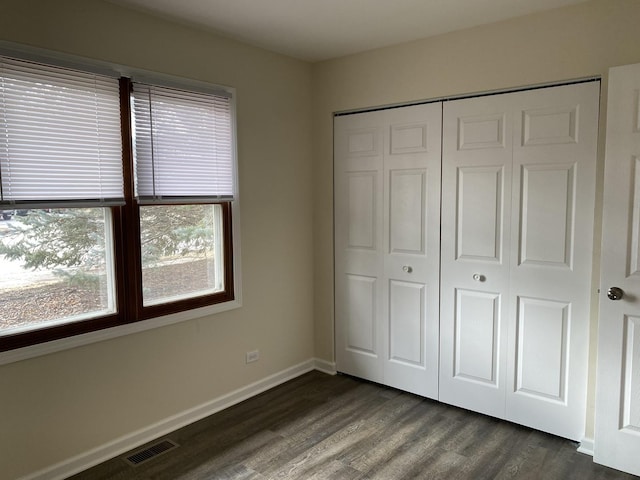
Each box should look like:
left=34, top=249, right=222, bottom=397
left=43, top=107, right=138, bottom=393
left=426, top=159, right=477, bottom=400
left=312, top=0, right=640, bottom=440
left=0, top=1, right=313, bottom=479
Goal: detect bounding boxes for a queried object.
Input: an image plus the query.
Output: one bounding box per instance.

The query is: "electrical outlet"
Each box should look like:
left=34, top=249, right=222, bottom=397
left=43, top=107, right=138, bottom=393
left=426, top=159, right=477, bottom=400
left=246, top=350, right=259, bottom=363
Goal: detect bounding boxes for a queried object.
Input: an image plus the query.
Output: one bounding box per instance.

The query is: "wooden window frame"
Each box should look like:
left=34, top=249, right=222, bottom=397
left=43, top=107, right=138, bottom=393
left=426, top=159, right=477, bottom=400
left=0, top=77, right=236, bottom=353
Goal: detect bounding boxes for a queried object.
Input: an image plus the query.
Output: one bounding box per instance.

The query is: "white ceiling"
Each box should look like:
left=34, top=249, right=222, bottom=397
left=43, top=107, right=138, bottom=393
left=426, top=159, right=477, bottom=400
left=108, top=0, right=589, bottom=62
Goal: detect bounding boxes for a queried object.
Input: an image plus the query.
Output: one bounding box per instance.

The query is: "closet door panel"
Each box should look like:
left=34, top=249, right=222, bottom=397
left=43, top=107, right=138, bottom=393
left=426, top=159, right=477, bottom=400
left=389, top=169, right=426, bottom=254
left=440, top=97, right=513, bottom=418
left=515, top=296, right=569, bottom=401
left=344, top=274, right=378, bottom=355
left=507, top=82, right=599, bottom=440
left=383, top=103, right=442, bottom=399
left=335, top=113, right=385, bottom=383
left=389, top=280, right=425, bottom=365
left=346, top=172, right=378, bottom=251
left=454, top=289, right=501, bottom=385
left=335, top=103, right=441, bottom=398
left=519, top=163, right=575, bottom=267
left=456, top=166, right=504, bottom=262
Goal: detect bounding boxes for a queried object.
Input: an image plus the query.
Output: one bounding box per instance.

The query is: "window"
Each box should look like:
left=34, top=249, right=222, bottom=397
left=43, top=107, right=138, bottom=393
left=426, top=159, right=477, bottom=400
left=0, top=54, right=237, bottom=352
left=130, top=82, right=234, bottom=316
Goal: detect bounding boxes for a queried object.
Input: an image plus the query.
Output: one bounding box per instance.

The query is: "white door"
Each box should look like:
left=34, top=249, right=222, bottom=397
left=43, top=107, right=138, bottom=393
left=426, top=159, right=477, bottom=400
left=594, top=63, right=640, bottom=476
left=506, top=83, right=599, bottom=441
left=382, top=105, right=442, bottom=398
left=335, top=109, right=385, bottom=384
left=440, top=82, right=599, bottom=440
left=334, top=103, right=442, bottom=398
left=439, top=93, right=514, bottom=418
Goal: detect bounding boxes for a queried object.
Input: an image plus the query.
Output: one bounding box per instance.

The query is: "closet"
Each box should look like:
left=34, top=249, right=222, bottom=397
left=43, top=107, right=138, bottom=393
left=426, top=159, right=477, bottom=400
left=334, top=81, right=599, bottom=441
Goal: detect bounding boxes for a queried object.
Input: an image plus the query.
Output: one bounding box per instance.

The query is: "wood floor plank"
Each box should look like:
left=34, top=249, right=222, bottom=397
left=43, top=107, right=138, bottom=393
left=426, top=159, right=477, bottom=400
left=246, top=383, right=393, bottom=477
left=344, top=401, right=449, bottom=473
left=492, top=435, right=549, bottom=480
left=334, top=394, right=437, bottom=468
left=68, top=372, right=638, bottom=480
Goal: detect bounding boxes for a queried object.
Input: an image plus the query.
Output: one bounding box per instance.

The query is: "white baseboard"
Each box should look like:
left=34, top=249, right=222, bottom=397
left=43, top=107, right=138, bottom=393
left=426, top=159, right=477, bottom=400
left=577, top=437, right=594, bottom=456
left=313, top=357, right=337, bottom=375
left=19, top=358, right=324, bottom=480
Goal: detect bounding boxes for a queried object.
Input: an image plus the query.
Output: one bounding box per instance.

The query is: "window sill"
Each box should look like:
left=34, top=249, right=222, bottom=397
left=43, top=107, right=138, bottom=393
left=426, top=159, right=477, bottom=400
left=0, top=298, right=242, bottom=366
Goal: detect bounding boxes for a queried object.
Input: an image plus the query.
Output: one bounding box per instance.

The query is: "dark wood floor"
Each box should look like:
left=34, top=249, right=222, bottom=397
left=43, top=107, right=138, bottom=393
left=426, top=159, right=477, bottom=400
left=69, top=371, right=637, bottom=480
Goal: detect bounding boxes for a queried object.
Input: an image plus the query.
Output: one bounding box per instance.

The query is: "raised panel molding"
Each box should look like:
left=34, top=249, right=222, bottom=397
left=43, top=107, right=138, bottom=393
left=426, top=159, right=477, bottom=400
left=519, top=163, right=575, bottom=268
left=390, top=169, right=426, bottom=255
left=345, top=274, right=377, bottom=356
left=622, top=315, right=640, bottom=432
left=391, top=122, right=428, bottom=154
left=458, top=113, right=505, bottom=150
left=634, top=90, right=640, bottom=133
left=347, top=128, right=380, bottom=157
left=454, top=289, right=500, bottom=386
left=522, top=106, right=578, bottom=146
left=389, top=280, right=425, bottom=367
left=456, top=166, right=503, bottom=262
left=629, top=157, right=640, bottom=277
left=515, top=297, right=569, bottom=403
left=347, top=172, right=377, bottom=250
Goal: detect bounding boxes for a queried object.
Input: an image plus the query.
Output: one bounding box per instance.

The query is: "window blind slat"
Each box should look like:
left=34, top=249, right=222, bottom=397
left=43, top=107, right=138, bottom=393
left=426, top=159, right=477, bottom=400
left=0, top=55, right=124, bottom=204
left=132, top=82, right=235, bottom=201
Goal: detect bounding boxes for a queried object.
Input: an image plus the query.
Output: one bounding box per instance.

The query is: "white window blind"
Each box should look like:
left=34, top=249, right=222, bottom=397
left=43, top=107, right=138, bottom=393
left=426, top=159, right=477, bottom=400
left=131, top=82, right=234, bottom=202
left=0, top=55, right=123, bottom=205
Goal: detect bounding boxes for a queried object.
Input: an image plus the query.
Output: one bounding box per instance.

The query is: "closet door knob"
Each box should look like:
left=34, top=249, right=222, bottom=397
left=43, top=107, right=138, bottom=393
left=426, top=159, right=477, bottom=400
left=473, top=273, right=485, bottom=282
left=403, top=265, right=413, bottom=273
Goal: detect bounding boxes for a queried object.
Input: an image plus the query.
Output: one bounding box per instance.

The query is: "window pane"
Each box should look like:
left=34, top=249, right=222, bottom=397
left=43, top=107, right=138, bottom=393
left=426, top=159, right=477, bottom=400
left=0, top=55, right=123, bottom=204
left=140, top=204, right=224, bottom=306
left=0, top=208, right=116, bottom=336
left=131, top=83, right=234, bottom=201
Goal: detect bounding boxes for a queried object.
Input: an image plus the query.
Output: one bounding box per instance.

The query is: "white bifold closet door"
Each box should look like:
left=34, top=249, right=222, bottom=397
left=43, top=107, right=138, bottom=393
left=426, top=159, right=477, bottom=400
left=334, top=103, right=442, bottom=399
left=439, top=82, right=599, bottom=440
